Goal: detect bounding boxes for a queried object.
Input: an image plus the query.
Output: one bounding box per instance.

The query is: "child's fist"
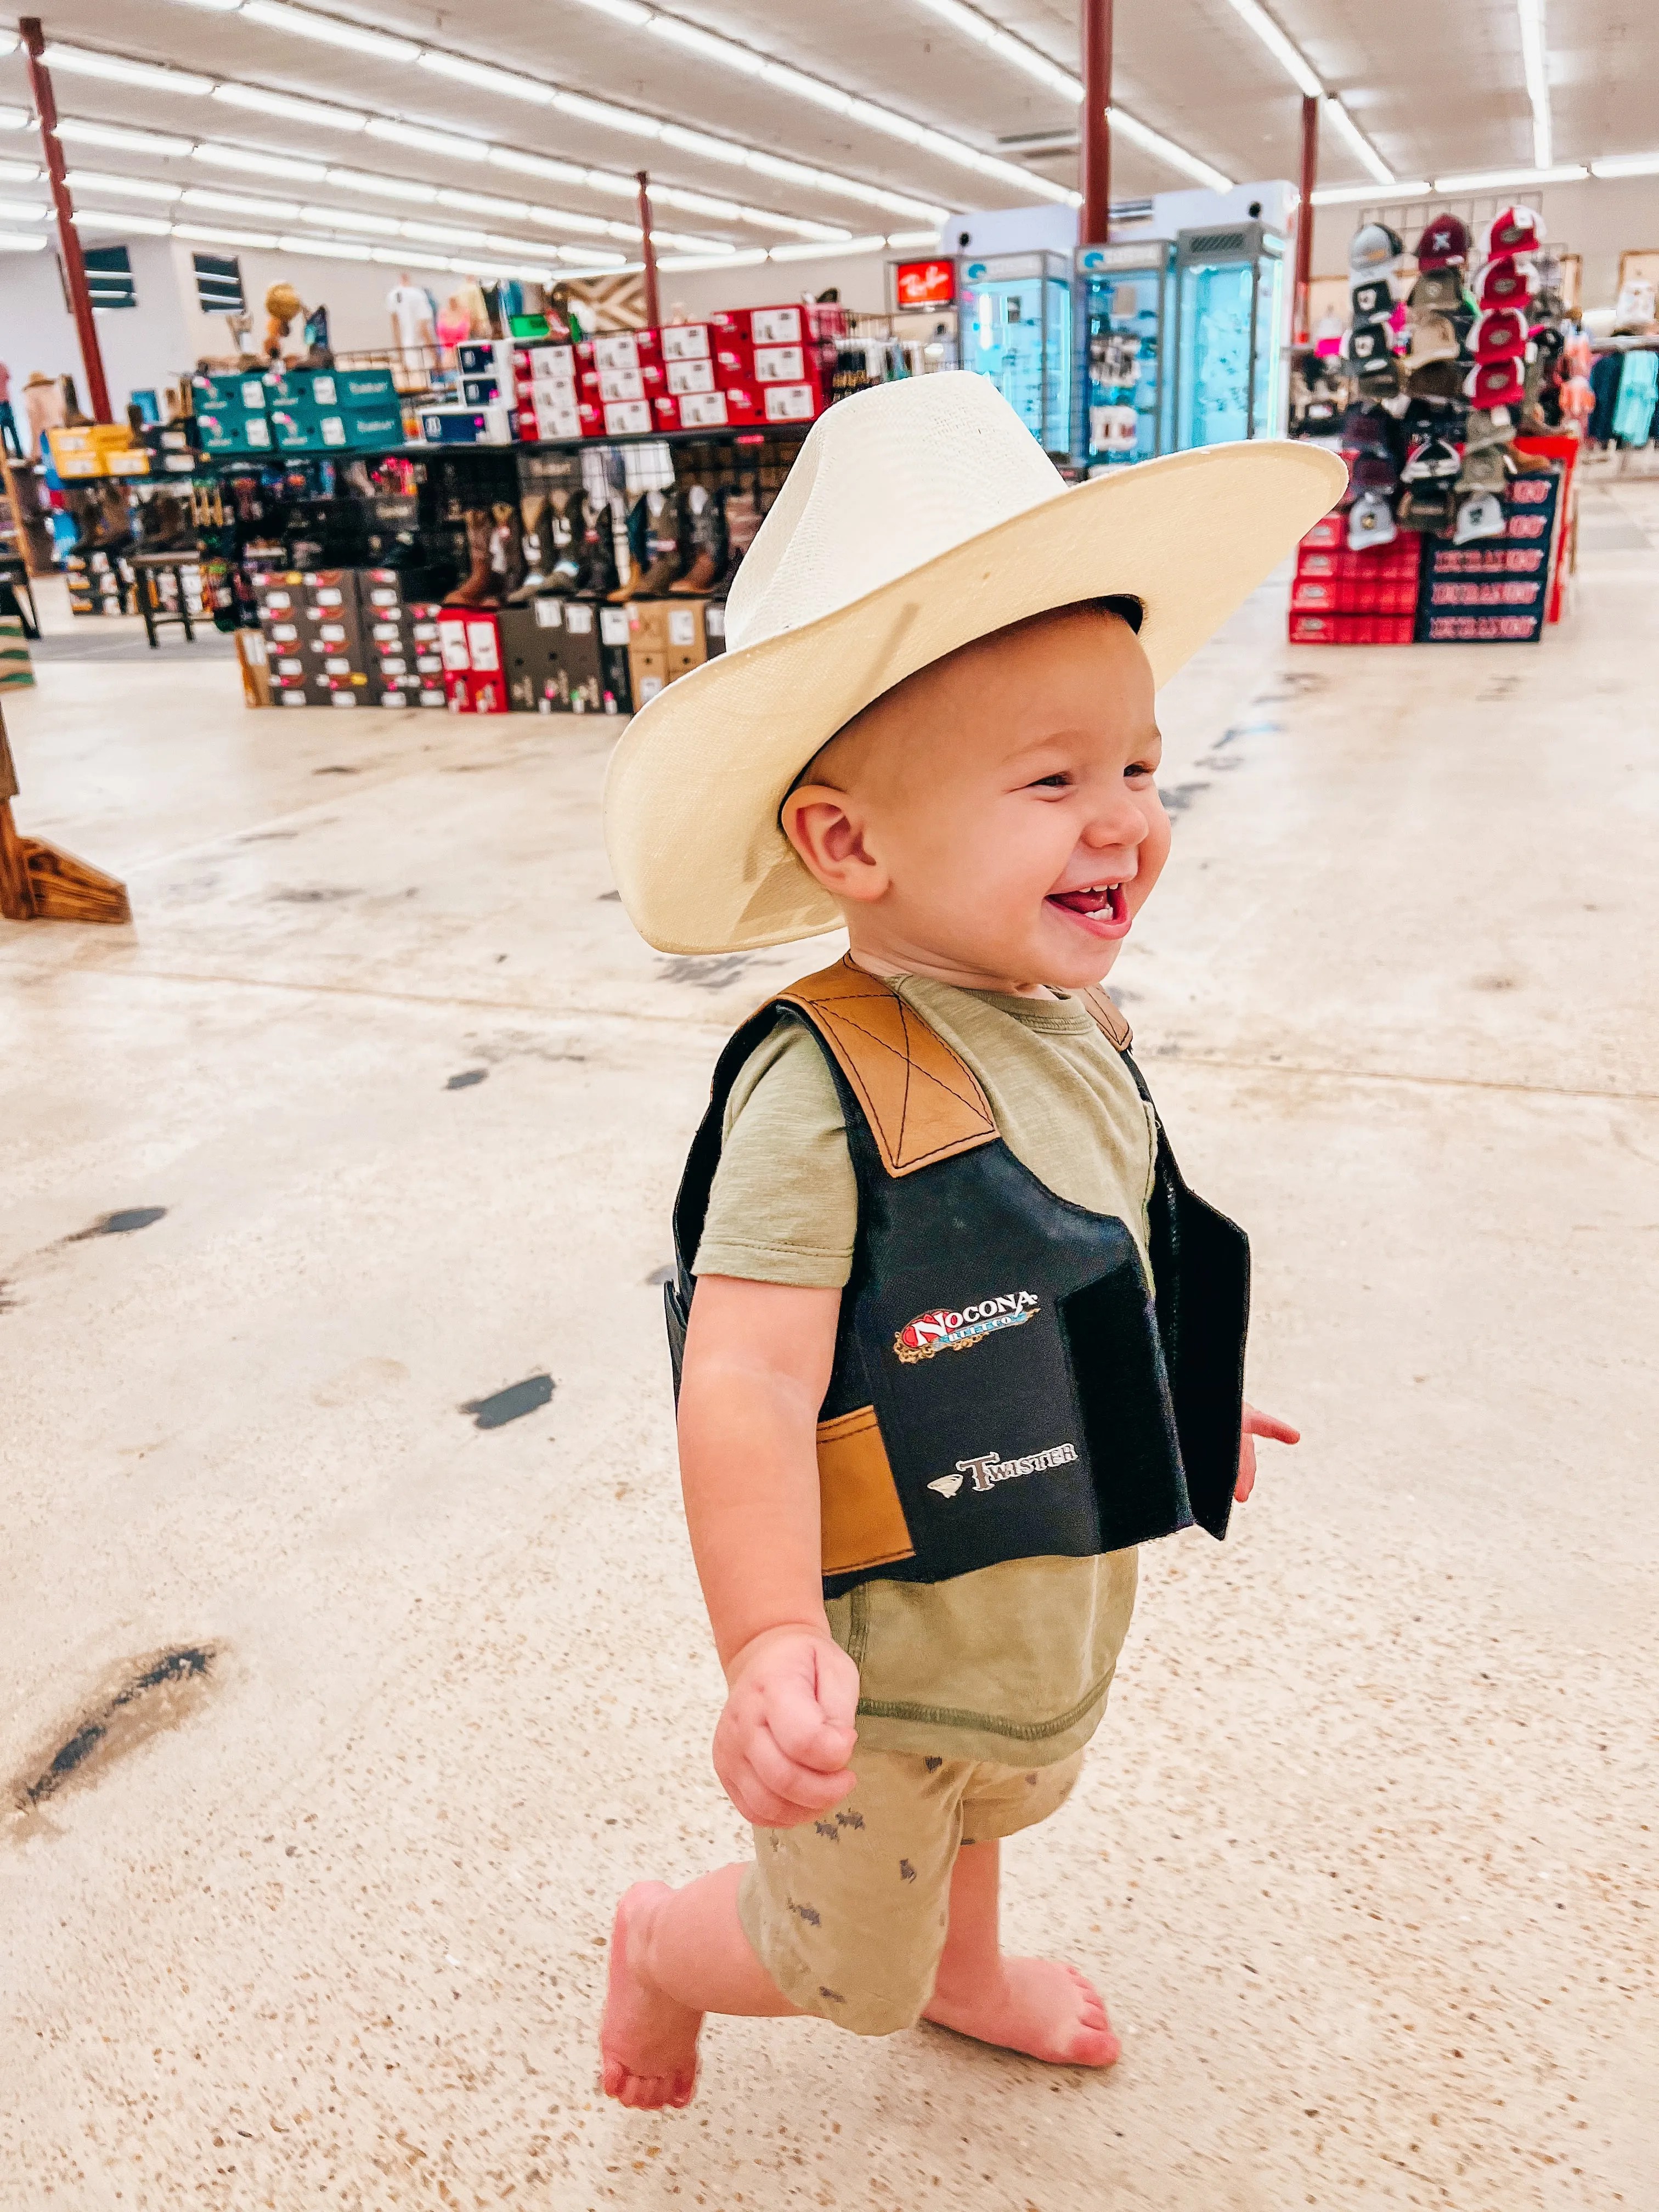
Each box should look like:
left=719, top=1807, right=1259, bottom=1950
left=1235, top=1401, right=1300, bottom=1503
left=713, top=1628, right=860, bottom=1829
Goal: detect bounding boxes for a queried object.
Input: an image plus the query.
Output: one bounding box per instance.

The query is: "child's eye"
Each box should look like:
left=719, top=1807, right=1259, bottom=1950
left=1028, top=772, right=1070, bottom=789
left=1125, top=762, right=1155, bottom=782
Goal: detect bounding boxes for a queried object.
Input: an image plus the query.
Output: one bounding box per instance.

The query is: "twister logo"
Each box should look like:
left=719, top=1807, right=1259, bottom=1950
left=893, top=1289, right=1039, bottom=1364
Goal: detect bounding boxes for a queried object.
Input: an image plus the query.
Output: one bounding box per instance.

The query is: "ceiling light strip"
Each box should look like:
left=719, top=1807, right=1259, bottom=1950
left=1209, top=0, right=1394, bottom=182
left=1516, top=0, right=1551, bottom=171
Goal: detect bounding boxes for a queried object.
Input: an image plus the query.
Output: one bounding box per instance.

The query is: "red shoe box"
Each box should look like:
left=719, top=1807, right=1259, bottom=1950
left=713, top=303, right=850, bottom=347
left=270, top=670, right=310, bottom=707
left=577, top=330, right=663, bottom=374
left=662, top=386, right=761, bottom=431
left=761, top=382, right=827, bottom=425
left=445, top=669, right=508, bottom=714
left=580, top=361, right=668, bottom=403
left=577, top=397, right=654, bottom=437
left=664, top=355, right=716, bottom=397
left=1288, top=612, right=1414, bottom=644
left=1290, top=526, right=1421, bottom=620
left=659, top=322, right=712, bottom=363
left=713, top=336, right=755, bottom=388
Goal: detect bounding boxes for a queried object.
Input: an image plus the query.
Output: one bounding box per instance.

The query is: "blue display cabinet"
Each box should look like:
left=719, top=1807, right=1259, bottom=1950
left=957, top=251, right=1073, bottom=456
left=1076, top=239, right=1175, bottom=472
left=1172, top=221, right=1286, bottom=449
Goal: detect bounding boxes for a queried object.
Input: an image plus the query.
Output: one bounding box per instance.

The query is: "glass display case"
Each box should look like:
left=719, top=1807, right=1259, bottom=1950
left=958, top=251, right=1073, bottom=456
left=1077, top=240, right=1175, bottom=472
left=1172, top=222, right=1286, bottom=449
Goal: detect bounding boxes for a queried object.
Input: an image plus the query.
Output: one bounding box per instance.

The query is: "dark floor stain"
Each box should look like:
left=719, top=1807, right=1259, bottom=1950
left=656, top=953, right=754, bottom=992
left=238, top=828, right=301, bottom=843
left=313, top=765, right=361, bottom=776
left=268, top=887, right=360, bottom=903
left=0, top=1280, right=15, bottom=1313
left=68, top=1206, right=167, bottom=1241
left=1160, top=780, right=1211, bottom=816
left=460, top=1373, right=555, bottom=1430
left=445, top=1068, right=489, bottom=1090
left=10, top=1646, right=217, bottom=1815
left=597, top=889, right=621, bottom=901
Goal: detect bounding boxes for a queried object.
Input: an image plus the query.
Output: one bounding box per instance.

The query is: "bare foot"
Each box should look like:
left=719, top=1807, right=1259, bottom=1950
left=924, top=1956, right=1121, bottom=2067
left=599, top=1883, right=703, bottom=2109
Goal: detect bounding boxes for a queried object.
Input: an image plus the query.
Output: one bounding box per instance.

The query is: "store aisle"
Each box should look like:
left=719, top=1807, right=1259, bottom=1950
left=2, top=510, right=1655, bottom=2209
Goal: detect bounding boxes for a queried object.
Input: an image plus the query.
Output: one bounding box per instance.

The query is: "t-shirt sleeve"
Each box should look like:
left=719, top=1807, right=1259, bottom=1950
left=695, top=1022, right=857, bottom=1289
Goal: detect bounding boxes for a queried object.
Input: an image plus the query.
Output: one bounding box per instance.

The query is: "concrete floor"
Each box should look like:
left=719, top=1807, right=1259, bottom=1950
left=2, top=485, right=1656, bottom=2211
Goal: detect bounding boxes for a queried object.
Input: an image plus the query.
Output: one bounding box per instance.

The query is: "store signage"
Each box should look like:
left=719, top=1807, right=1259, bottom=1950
left=896, top=258, right=956, bottom=308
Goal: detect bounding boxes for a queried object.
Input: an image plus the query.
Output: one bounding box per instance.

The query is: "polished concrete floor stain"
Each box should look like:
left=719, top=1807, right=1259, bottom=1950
left=2, top=485, right=1656, bottom=2207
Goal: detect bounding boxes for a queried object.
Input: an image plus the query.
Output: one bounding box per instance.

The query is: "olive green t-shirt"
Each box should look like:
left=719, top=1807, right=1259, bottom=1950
left=696, top=972, right=1155, bottom=1765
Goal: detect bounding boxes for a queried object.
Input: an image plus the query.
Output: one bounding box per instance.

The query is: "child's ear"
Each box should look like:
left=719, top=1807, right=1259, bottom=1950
left=780, top=785, right=888, bottom=906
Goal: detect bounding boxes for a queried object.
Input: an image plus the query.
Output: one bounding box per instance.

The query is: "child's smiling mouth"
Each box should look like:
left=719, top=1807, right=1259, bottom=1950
left=1045, top=882, right=1132, bottom=939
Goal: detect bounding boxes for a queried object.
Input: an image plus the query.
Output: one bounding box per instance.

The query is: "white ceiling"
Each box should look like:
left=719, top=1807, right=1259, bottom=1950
left=1, top=0, right=1654, bottom=266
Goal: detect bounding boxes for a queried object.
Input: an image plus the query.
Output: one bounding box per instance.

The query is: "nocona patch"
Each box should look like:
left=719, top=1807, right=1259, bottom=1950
left=894, top=1290, right=1039, bottom=1363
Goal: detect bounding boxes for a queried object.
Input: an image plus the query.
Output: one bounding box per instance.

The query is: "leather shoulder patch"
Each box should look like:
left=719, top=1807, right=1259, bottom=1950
left=773, top=957, right=997, bottom=1177
left=1077, top=984, right=1132, bottom=1052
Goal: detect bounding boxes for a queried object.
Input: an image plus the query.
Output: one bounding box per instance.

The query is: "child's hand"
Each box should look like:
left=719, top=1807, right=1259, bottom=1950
left=1235, top=1401, right=1300, bottom=1503
left=713, top=1627, right=860, bottom=1829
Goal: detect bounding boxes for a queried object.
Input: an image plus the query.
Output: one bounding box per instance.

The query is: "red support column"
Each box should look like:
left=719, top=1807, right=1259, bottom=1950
left=20, top=18, right=112, bottom=425
left=1079, top=0, right=1113, bottom=247
left=635, top=170, right=661, bottom=332
left=1294, top=93, right=1320, bottom=343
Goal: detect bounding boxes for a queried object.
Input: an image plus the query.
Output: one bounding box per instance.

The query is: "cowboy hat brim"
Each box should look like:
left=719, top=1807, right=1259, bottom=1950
left=604, top=439, right=1346, bottom=955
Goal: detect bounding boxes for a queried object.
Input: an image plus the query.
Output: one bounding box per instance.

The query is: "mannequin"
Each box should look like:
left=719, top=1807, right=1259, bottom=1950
left=387, top=270, right=436, bottom=364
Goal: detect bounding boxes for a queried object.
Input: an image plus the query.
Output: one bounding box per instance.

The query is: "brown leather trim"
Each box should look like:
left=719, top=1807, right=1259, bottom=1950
left=816, top=1403, right=915, bottom=1576
left=1077, top=984, right=1132, bottom=1052
left=773, top=956, right=997, bottom=1178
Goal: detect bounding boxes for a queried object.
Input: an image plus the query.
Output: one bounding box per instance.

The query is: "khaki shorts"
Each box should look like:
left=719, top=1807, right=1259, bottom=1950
left=737, top=1746, right=1084, bottom=2036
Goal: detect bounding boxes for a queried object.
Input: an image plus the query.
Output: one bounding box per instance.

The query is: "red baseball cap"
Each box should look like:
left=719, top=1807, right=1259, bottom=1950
left=1475, top=257, right=1536, bottom=309
left=1417, top=213, right=1471, bottom=269
left=1464, top=357, right=1525, bottom=409
left=1471, top=307, right=1528, bottom=362
left=1482, top=206, right=1543, bottom=257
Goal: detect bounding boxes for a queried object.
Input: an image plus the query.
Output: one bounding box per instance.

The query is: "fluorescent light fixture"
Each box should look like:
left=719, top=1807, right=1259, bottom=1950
left=557, top=243, right=624, bottom=265
left=568, top=0, right=651, bottom=21
left=0, top=115, right=31, bottom=137
left=657, top=247, right=769, bottom=272
left=648, top=15, right=763, bottom=72
left=1592, top=150, right=1659, bottom=178
left=57, top=119, right=196, bottom=157
left=487, top=146, right=589, bottom=187
left=42, top=44, right=213, bottom=95
left=660, top=124, right=748, bottom=165
left=436, top=188, right=532, bottom=220
left=552, top=91, right=662, bottom=137
left=1109, top=105, right=1232, bottom=191
left=1323, top=98, right=1393, bottom=185
left=658, top=234, right=733, bottom=253
left=399, top=218, right=489, bottom=246
left=768, top=234, right=885, bottom=261
left=757, top=61, right=851, bottom=115
left=846, top=99, right=927, bottom=149
left=985, top=30, right=1081, bottom=99
left=0, top=195, right=47, bottom=221
left=213, top=85, right=367, bottom=131
left=326, top=166, right=438, bottom=203
left=194, top=143, right=330, bottom=181
left=1517, top=0, right=1551, bottom=170
left=241, top=2, right=420, bottom=63
left=182, top=185, right=302, bottom=218
left=0, top=229, right=49, bottom=251
left=277, top=233, right=371, bottom=259
left=364, top=117, right=488, bottom=161
left=173, top=221, right=283, bottom=248
left=583, top=170, right=646, bottom=199
left=652, top=184, right=744, bottom=220
left=65, top=170, right=181, bottom=202
left=1311, top=179, right=1430, bottom=206
left=297, top=204, right=400, bottom=234
left=1431, top=162, right=1585, bottom=190
left=171, top=0, right=240, bottom=9
left=416, top=52, right=554, bottom=104
left=886, top=227, right=942, bottom=247
left=0, top=160, right=41, bottom=184
left=1215, top=0, right=1322, bottom=97
left=79, top=208, right=173, bottom=235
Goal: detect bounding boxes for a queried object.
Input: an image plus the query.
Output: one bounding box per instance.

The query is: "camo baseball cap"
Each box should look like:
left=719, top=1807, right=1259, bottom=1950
left=1457, top=443, right=1509, bottom=492
left=1417, top=213, right=1471, bottom=269
left=1398, top=481, right=1455, bottom=535
left=1409, top=267, right=1464, bottom=313
left=1405, top=358, right=1468, bottom=402
left=1465, top=405, right=1517, bottom=449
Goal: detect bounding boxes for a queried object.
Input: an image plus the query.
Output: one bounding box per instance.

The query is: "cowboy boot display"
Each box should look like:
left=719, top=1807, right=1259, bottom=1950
left=629, top=490, right=687, bottom=596
left=442, top=507, right=496, bottom=606
left=582, top=500, right=622, bottom=599
left=488, top=499, right=525, bottom=599
left=545, top=490, right=589, bottom=594
left=509, top=491, right=551, bottom=601
left=671, top=484, right=728, bottom=595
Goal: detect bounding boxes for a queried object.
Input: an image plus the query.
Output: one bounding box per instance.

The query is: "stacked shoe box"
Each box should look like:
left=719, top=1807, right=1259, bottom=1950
left=1414, top=469, right=1560, bottom=642
left=624, top=598, right=710, bottom=706
left=653, top=324, right=761, bottom=433
left=359, top=571, right=446, bottom=707
left=514, top=343, right=582, bottom=442
left=437, top=606, right=507, bottom=713
left=65, top=549, right=135, bottom=619
left=575, top=331, right=664, bottom=440
left=707, top=304, right=846, bottom=428
left=254, top=572, right=314, bottom=704
left=420, top=348, right=517, bottom=446
left=1288, top=513, right=1421, bottom=644
left=499, top=599, right=634, bottom=714
left=298, top=571, right=371, bottom=706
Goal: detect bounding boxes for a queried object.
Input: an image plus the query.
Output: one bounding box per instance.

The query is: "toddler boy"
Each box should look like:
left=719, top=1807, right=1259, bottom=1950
left=599, top=376, right=1342, bottom=2107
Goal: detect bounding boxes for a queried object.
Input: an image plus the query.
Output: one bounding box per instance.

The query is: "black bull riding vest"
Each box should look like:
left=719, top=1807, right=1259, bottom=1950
left=666, top=959, right=1250, bottom=1601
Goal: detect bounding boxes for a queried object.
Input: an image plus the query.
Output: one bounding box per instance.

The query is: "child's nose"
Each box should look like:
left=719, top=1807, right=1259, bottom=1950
left=1081, top=800, right=1147, bottom=853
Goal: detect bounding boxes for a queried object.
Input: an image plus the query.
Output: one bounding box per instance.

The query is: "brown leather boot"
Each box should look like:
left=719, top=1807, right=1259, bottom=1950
left=443, top=507, right=496, bottom=605
left=509, top=492, right=551, bottom=601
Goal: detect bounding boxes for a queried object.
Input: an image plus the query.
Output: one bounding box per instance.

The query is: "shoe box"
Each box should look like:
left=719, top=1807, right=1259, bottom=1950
left=707, top=305, right=842, bottom=424
left=650, top=387, right=761, bottom=432
left=253, top=572, right=312, bottom=681
left=361, top=579, right=445, bottom=706
left=513, top=344, right=583, bottom=442
left=418, top=404, right=516, bottom=446
left=438, top=606, right=507, bottom=712
left=625, top=596, right=711, bottom=703
left=500, top=597, right=634, bottom=714
left=65, top=549, right=135, bottom=618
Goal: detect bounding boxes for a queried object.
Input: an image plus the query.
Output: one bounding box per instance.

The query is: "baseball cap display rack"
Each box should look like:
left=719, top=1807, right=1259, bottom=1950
left=1286, top=206, right=1580, bottom=646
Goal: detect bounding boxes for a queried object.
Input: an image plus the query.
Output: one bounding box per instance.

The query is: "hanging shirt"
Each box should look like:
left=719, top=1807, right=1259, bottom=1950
left=387, top=284, right=433, bottom=354
left=1611, top=349, right=1658, bottom=445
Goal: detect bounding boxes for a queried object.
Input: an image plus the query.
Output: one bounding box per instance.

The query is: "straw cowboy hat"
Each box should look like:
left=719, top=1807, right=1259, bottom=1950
left=604, top=373, right=1345, bottom=955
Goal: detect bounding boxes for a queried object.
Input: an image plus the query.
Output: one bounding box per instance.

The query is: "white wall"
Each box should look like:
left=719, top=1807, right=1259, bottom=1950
left=653, top=248, right=894, bottom=324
